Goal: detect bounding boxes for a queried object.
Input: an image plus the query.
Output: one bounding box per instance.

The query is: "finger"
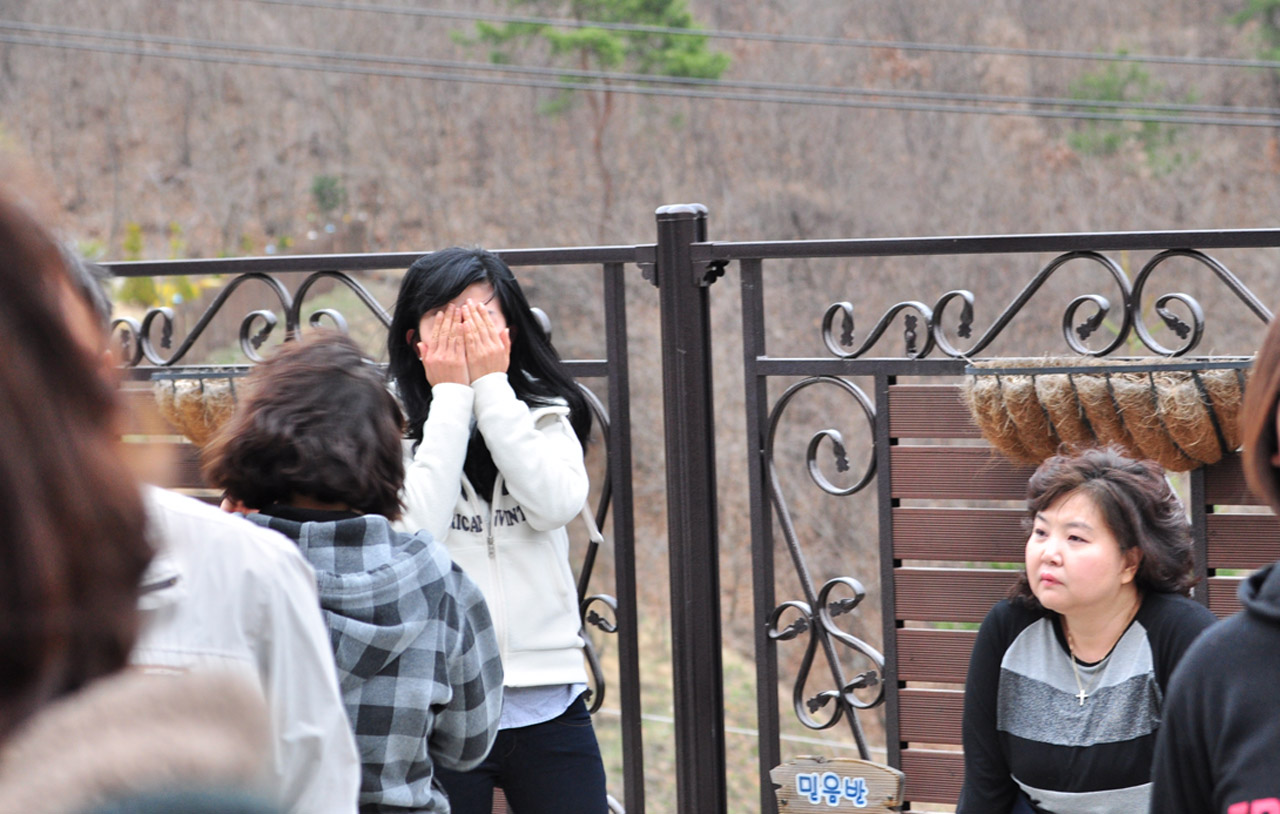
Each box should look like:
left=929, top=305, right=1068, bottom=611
left=460, top=301, right=482, bottom=339
left=472, top=303, right=494, bottom=343
left=428, top=309, right=443, bottom=344
left=446, top=305, right=463, bottom=342
left=456, top=312, right=476, bottom=353
left=478, top=303, right=498, bottom=332
left=471, top=301, right=499, bottom=342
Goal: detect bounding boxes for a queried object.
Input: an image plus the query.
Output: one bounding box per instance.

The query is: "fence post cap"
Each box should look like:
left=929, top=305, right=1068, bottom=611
left=655, top=203, right=708, bottom=220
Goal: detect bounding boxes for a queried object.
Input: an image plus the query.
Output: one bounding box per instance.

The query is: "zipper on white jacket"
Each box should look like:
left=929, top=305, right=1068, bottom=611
left=486, top=475, right=500, bottom=560
left=462, top=474, right=507, bottom=661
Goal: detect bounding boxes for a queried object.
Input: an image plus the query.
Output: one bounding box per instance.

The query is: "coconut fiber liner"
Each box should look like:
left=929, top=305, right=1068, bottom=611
left=961, top=358, right=1249, bottom=471
left=153, top=377, right=239, bottom=447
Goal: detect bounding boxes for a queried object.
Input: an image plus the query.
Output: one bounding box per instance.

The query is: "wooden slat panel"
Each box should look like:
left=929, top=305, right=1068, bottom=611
left=896, top=629, right=976, bottom=684
left=120, top=386, right=159, bottom=411
left=891, top=447, right=1035, bottom=501
left=1207, top=576, right=1245, bottom=618
left=894, top=507, right=1025, bottom=562
left=895, top=568, right=1018, bottom=623
left=888, top=384, right=981, bottom=439
left=900, top=749, right=963, bottom=805
left=1204, top=454, right=1263, bottom=506
left=899, top=688, right=964, bottom=745
left=118, top=386, right=187, bottom=437
left=121, top=440, right=207, bottom=489
left=1206, top=513, right=1280, bottom=569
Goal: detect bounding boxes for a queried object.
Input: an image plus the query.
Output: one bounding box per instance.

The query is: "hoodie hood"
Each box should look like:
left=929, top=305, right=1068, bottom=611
left=247, top=513, right=454, bottom=679
left=0, top=671, right=269, bottom=814
left=1239, top=561, right=1280, bottom=625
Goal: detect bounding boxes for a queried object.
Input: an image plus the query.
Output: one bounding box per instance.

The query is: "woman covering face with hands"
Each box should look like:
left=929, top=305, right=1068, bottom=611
left=415, top=286, right=511, bottom=386
left=388, top=247, right=607, bottom=814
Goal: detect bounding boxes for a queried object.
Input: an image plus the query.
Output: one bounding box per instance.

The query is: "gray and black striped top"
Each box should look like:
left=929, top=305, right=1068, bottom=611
left=958, top=592, right=1216, bottom=814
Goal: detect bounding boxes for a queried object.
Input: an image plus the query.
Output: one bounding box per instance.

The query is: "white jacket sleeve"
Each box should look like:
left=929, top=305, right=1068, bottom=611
left=472, top=372, right=589, bottom=530
left=248, top=529, right=362, bottom=814
left=399, top=382, right=475, bottom=539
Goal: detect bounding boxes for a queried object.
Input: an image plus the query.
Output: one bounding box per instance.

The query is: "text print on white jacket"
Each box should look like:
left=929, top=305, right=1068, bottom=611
left=396, top=372, right=590, bottom=688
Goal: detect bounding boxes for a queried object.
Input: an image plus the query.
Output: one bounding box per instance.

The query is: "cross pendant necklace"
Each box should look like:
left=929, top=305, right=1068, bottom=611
left=1064, top=595, right=1142, bottom=706
left=1066, top=628, right=1102, bottom=706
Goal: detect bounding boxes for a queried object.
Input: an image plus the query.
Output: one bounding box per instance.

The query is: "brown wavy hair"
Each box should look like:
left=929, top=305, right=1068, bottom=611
left=1009, top=446, right=1197, bottom=609
left=1242, top=317, right=1280, bottom=514
left=204, top=332, right=406, bottom=519
left=0, top=190, right=150, bottom=741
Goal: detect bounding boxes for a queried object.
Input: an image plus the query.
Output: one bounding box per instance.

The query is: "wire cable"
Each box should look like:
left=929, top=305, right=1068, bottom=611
left=4, top=30, right=1278, bottom=128
left=236, top=0, right=1280, bottom=71
left=4, top=19, right=1274, bottom=118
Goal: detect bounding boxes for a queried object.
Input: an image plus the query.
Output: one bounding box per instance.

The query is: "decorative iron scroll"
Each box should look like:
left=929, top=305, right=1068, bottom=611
left=123, top=270, right=624, bottom=711
left=822, top=248, right=1273, bottom=360
left=575, top=384, right=619, bottom=715
left=112, top=270, right=391, bottom=367
left=763, top=376, right=885, bottom=761
left=581, top=594, right=618, bottom=714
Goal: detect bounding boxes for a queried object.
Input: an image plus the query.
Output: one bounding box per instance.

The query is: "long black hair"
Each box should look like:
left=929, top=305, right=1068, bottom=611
left=387, top=247, right=591, bottom=501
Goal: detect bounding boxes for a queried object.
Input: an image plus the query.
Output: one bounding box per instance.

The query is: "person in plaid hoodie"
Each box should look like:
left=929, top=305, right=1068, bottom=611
left=204, top=332, right=503, bottom=814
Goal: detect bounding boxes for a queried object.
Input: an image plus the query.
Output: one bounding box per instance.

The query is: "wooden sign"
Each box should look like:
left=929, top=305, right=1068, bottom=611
left=771, top=756, right=905, bottom=812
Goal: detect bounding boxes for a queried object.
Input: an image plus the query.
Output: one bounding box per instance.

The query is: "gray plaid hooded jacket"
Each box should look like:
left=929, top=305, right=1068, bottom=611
left=248, top=511, right=503, bottom=813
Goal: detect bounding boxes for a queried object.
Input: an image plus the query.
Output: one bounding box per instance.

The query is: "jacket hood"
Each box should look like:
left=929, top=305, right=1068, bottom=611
left=0, top=671, right=269, bottom=814
left=1239, top=561, right=1280, bottom=625
left=248, top=513, right=454, bottom=679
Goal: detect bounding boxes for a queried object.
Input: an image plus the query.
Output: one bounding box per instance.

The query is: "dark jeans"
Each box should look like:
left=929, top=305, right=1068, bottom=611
left=436, top=694, right=608, bottom=814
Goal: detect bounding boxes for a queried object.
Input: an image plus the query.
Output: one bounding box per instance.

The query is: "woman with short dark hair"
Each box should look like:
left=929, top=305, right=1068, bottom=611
left=205, top=332, right=504, bottom=814
left=203, top=333, right=405, bottom=520
left=958, top=446, right=1216, bottom=814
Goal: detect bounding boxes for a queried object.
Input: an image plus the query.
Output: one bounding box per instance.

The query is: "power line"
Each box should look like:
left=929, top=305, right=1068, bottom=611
left=237, top=0, right=1280, bottom=72
left=5, top=19, right=1275, bottom=119
left=4, top=30, right=1279, bottom=128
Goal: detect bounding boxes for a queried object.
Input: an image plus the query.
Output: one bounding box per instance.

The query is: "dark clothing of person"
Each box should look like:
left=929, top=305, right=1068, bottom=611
left=1149, top=563, right=1280, bottom=814
left=433, top=695, right=608, bottom=814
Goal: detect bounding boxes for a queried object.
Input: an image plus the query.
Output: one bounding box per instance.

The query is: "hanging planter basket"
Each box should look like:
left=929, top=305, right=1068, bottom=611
left=961, top=357, right=1251, bottom=472
left=151, top=369, right=247, bottom=447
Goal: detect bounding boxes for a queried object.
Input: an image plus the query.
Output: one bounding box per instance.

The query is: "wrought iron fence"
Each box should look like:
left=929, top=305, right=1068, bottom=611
left=712, top=222, right=1280, bottom=813
left=105, top=245, right=649, bottom=814
left=106, top=210, right=1280, bottom=814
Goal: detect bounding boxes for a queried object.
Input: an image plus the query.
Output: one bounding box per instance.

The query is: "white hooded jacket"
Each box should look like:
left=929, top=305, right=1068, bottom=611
left=395, top=372, right=590, bottom=688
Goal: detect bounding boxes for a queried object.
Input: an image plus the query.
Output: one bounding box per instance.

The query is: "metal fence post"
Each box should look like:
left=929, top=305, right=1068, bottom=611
left=654, top=203, right=727, bottom=814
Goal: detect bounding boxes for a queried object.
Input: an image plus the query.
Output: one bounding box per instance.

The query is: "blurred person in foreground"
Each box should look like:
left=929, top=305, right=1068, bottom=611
left=65, top=254, right=361, bottom=814
left=204, top=332, right=503, bottom=814
left=0, top=182, right=273, bottom=813
left=1148, top=319, right=1280, bottom=814
left=958, top=446, right=1217, bottom=814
